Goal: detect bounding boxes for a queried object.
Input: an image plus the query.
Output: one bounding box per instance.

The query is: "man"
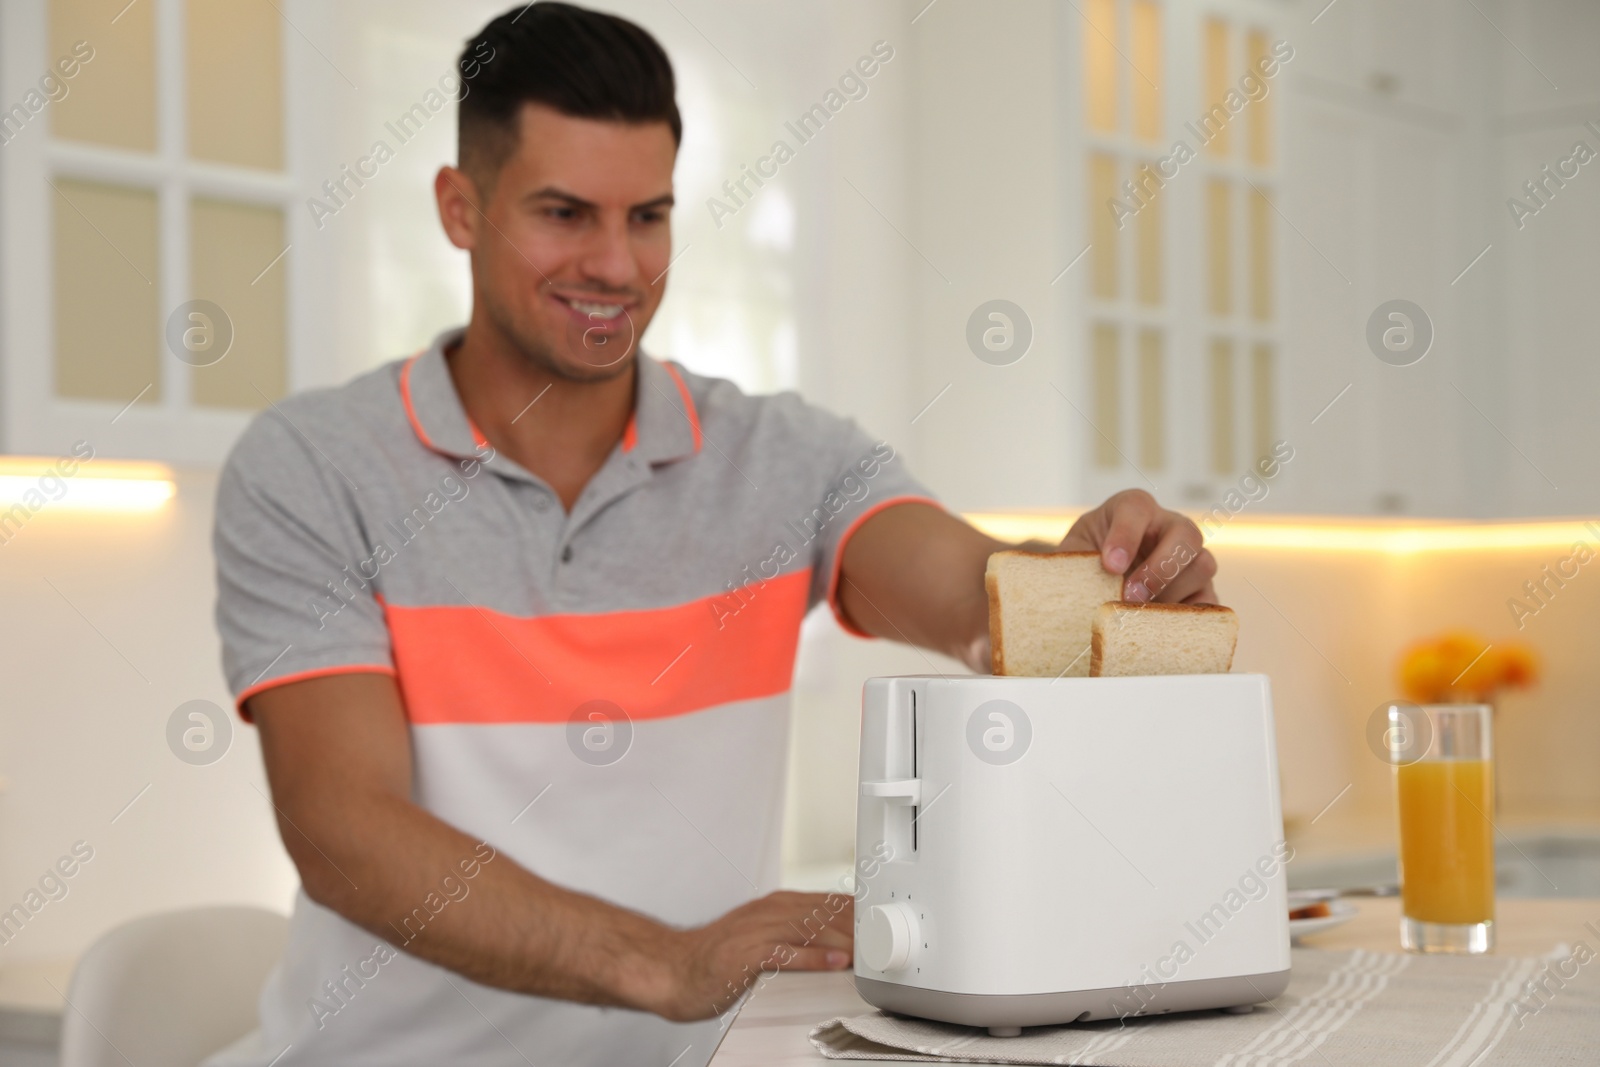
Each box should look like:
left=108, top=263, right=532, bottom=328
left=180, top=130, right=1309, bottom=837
left=208, top=4, right=1217, bottom=1065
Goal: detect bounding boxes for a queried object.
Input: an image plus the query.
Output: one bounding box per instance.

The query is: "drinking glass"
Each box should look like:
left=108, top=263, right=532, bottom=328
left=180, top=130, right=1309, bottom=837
left=1393, top=703, right=1495, bottom=953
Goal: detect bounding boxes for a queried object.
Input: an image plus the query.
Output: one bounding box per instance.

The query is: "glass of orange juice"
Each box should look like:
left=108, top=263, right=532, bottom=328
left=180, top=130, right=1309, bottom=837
left=1393, top=703, right=1495, bottom=953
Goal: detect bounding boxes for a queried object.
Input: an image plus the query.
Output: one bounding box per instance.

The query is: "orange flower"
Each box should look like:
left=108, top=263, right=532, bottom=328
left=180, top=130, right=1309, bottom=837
left=1496, top=644, right=1539, bottom=689
left=1396, top=632, right=1539, bottom=704
left=1451, top=643, right=1499, bottom=698
left=1398, top=643, right=1450, bottom=704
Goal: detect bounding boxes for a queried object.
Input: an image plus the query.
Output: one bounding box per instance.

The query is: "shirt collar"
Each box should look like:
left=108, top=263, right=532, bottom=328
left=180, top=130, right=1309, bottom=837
left=624, top=348, right=702, bottom=465
left=398, top=326, right=702, bottom=466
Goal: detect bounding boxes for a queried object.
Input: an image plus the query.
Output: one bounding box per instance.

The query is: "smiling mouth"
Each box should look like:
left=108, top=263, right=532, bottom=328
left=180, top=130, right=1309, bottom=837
left=552, top=290, right=638, bottom=367
left=553, top=293, right=632, bottom=324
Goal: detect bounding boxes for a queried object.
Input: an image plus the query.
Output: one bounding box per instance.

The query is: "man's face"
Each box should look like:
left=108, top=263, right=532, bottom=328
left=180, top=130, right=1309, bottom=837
left=447, top=103, right=676, bottom=382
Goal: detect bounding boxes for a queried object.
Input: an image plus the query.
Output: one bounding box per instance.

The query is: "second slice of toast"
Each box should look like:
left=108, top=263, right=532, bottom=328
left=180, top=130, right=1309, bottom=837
left=1089, top=601, right=1239, bottom=677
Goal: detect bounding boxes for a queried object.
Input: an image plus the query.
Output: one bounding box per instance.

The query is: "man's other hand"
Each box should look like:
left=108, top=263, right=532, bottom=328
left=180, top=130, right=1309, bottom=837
left=649, top=891, right=853, bottom=1021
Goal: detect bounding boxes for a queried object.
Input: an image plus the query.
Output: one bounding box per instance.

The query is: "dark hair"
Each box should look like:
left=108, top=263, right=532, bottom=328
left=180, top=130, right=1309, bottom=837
left=458, top=2, right=682, bottom=187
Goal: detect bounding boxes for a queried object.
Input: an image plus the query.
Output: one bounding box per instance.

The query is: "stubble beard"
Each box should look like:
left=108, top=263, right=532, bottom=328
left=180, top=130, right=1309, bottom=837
left=484, top=285, right=639, bottom=385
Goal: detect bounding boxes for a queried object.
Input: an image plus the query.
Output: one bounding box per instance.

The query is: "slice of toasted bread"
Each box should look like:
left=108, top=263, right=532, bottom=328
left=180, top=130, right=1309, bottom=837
left=1089, top=601, right=1239, bottom=677
left=985, top=550, right=1122, bottom=677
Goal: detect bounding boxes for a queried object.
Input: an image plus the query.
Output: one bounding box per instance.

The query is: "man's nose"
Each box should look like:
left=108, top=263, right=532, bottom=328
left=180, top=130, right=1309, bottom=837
left=577, top=217, right=640, bottom=291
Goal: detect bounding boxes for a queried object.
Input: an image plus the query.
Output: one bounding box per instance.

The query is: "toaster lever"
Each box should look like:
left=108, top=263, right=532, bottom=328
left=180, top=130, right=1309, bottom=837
left=860, top=778, right=921, bottom=805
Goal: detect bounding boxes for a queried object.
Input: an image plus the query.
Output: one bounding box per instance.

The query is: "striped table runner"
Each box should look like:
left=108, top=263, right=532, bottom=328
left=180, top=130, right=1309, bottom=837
left=810, top=946, right=1598, bottom=1065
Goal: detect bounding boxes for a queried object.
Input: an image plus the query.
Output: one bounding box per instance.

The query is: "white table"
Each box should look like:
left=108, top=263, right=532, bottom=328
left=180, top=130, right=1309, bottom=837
left=707, top=897, right=1600, bottom=1065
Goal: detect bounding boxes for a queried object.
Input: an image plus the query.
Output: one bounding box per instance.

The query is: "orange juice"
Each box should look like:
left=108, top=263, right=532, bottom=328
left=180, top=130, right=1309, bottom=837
left=1397, top=759, right=1495, bottom=925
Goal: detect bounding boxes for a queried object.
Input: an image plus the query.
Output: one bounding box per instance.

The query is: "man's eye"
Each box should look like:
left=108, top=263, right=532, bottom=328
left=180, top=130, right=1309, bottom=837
left=546, top=206, right=577, bottom=221
left=634, top=210, right=665, bottom=224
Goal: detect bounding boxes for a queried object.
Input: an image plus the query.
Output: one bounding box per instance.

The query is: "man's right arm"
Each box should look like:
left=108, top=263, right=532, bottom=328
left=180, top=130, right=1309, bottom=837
left=251, top=671, right=853, bottom=1022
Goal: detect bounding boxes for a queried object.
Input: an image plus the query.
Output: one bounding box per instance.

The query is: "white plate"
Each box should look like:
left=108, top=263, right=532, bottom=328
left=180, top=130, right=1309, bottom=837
left=1288, top=893, right=1359, bottom=943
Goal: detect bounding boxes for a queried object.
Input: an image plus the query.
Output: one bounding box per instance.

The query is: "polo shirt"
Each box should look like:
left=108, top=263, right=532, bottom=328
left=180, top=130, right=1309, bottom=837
left=206, top=327, right=936, bottom=1067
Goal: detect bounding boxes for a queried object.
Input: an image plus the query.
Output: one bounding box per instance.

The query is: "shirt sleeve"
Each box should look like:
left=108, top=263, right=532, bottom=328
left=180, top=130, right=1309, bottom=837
left=784, top=404, right=941, bottom=636
left=213, top=409, right=394, bottom=719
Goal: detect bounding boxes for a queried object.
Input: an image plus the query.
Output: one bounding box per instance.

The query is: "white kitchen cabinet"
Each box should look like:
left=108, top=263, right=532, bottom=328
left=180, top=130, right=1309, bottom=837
left=1267, top=0, right=1580, bottom=520
left=906, top=0, right=1598, bottom=518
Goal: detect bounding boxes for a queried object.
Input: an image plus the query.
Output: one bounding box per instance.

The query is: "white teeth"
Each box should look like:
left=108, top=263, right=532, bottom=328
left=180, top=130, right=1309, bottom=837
left=570, top=300, right=624, bottom=319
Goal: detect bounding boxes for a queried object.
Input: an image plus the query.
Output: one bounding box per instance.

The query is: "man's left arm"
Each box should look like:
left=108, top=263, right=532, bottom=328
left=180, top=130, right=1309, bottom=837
left=835, top=489, right=1218, bottom=672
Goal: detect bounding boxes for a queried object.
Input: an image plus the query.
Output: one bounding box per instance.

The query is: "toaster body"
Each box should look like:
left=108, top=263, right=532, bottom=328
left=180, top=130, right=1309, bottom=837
left=853, top=674, right=1291, bottom=1031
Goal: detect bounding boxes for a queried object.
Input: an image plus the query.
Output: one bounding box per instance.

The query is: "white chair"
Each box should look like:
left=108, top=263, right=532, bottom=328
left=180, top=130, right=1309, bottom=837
left=59, top=906, right=287, bottom=1067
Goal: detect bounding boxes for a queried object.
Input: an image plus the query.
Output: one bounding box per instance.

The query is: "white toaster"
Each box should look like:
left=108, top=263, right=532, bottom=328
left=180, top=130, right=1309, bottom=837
left=853, top=674, right=1292, bottom=1035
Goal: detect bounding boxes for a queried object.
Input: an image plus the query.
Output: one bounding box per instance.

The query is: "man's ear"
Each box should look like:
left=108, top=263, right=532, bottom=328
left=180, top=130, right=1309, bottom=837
left=434, top=165, right=484, bottom=251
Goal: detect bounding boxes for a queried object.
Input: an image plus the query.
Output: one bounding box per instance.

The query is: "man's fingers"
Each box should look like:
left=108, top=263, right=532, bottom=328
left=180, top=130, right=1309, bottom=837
left=1125, top=521, right=1209, bottom=603
left=781, top=945, right=854, bottom=971
left=1123, top=523, right=1206, bottom=602
left=1057, top=515, right=1103, bottom=554
left=1057, top=491, right=1225, bottom=604
left=761, top=891, right=852, bottom=952
left=1095, top=490, right=1160, bottom=576
left=780, top=917, right=852, bottom=952
left=1148, top=546, right=1217, bottom=604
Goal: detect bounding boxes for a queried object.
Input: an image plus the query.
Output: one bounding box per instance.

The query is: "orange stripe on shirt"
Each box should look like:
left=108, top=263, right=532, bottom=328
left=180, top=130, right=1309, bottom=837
left=384, top=568, right=812, bottom=724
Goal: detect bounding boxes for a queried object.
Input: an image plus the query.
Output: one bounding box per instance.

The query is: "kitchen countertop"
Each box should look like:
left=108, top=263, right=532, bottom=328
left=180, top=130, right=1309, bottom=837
left=1286, top=802, right=1600, bottom=863
left=0, top=956, right=75, bottom=1047
left=707, top=896, right=1600, bottom=1066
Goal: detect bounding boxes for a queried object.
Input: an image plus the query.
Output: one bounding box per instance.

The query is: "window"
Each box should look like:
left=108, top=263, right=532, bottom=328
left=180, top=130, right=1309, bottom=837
left=1077, top=1, right=1282, bottom=497
left=0, top=0, right=321, bottom=464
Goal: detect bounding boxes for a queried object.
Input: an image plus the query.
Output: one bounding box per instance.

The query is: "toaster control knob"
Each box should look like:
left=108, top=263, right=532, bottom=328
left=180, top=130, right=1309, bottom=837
left=860, top=902, right=918, bottom=972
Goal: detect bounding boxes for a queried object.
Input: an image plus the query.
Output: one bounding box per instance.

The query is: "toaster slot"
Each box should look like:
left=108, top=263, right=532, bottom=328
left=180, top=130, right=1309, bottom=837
left=860, top=680, right=920, bottom=863
left=911, top=690, right=919, bottom=853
